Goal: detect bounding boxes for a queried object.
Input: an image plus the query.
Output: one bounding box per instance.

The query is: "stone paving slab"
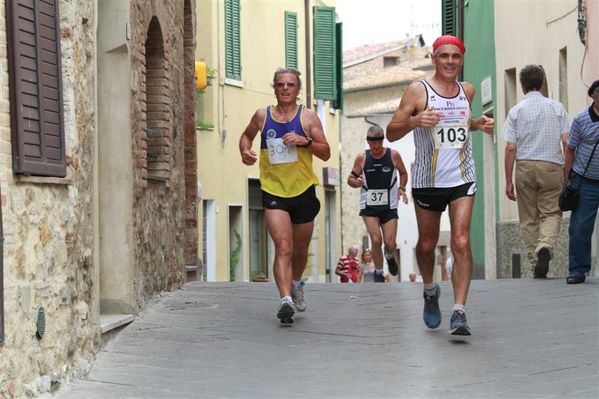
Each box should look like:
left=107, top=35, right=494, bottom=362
left=50, top=278, right=599, bottom=398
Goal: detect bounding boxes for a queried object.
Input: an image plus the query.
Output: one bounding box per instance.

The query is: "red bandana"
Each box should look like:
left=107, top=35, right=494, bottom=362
left=432, top=35, right=466, bottom=54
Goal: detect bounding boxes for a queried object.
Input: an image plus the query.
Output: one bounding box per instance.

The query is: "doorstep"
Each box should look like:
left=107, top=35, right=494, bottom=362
left=100, top=313, right=135, bottom=334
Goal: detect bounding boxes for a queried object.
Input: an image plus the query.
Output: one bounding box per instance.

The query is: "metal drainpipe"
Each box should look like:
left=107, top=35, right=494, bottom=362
left=304, top=0, right=312, bottom=109
left=458, top=0, right=465, bottom=82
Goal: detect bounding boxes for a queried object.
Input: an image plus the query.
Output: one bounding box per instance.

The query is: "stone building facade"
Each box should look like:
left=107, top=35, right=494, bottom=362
left=0, top=0, right=197, bottom=397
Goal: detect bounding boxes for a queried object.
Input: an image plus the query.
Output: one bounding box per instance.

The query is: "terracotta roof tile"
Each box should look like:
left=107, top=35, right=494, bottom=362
left=343, top=58, right=429, bottom=92
left=343, top=39, right=408, bottom=66
left=347, top=98, right=402, bottom=117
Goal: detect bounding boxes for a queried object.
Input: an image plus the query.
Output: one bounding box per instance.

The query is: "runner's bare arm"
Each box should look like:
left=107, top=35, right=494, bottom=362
left=392, top=150, right=409, bottom=204
left=301, top=108, right=331, bottom=161
left=347, top=153, right=365, bottom=188
left=463, top=82, right=494, bottom=134
left=387, top=82, right=438, bottom=142
left=239, top=109, right=265, bottom=165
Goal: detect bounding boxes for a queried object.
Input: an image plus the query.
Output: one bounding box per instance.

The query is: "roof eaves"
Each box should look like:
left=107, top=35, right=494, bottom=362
left=343, top=45, right=407, bottom=68
left=344, top=78, right=414, bottom=93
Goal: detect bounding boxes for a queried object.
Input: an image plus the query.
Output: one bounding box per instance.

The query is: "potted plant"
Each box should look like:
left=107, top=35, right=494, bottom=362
left=251, top=271, right=269, bottom=283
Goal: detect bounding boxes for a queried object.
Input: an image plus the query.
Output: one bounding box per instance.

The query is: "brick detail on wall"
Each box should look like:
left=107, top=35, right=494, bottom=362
left=144, top=17, right=171, bottom=181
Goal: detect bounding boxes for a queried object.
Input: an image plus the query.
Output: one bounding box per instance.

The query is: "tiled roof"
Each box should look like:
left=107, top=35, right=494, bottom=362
left=347, top=97, right=402, bottom=117
left=343, top=65, right=426, bottom=92
left=343, top=39, right=408, bottom=66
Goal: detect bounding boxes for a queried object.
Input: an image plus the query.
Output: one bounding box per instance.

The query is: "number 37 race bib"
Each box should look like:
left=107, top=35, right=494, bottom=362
left=366, top=189, right=388, bottom=206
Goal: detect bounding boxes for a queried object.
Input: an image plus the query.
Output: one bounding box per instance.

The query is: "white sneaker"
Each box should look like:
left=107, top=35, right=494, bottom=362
left=291, top=282, right=306, bottom=312
left=277, top=298, right=295, bottom=321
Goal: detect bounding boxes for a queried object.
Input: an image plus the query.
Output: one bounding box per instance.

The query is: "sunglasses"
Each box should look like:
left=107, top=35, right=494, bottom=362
left=366, top=136, right=384, bottom=141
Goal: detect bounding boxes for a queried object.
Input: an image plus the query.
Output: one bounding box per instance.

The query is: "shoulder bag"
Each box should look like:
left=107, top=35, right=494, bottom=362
left=559, top=140, right=599, bottom=211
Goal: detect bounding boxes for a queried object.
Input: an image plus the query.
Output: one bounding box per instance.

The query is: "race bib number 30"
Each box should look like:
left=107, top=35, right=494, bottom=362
left=367, top=189, right=388, bottom=206
left=433, top=125, right=469, bottom=149
left=267, top=138, right=297, bottom=164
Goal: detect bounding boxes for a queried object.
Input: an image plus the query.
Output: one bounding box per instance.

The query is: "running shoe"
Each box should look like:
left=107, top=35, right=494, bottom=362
left=291, top=282, right=306, bottom=312
left=277, top=300, right=295, bottom=321
left=449, top=309, right=471, bottom=336
left=374, top=272, right=385, bottom=282
left=386, top=255, right=399, bottom=276
left=423, top=282, right=441, bottom=329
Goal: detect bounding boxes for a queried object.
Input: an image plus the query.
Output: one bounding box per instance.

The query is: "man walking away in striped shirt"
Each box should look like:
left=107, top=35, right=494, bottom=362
left=502, top=65, right=570, bottom=279
left=563, top=79, right=599, bottom=285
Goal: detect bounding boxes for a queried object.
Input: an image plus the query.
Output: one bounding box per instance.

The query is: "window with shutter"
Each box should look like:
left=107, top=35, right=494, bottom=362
left=442, top=0, right=456, bottom=36
left=225, top=0, right=241, bottom=81
left=284, top=11, right=298, bottom=69
left=334, top=21, right=343, bottom=111
left=313, top=6, right=336, bottom=101
left=6, top=0, right=66, bottom=177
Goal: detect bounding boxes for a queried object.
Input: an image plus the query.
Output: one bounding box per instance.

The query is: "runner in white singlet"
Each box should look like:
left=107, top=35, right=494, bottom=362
left=386, top=35, right=494, bottom=336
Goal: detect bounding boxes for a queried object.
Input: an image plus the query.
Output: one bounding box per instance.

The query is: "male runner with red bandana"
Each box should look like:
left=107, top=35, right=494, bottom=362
left=386, top=35, right=494, bottom=336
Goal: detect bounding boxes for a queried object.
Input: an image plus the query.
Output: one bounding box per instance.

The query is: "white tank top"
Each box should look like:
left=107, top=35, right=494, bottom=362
left=412, top=81, right=475, bottom=188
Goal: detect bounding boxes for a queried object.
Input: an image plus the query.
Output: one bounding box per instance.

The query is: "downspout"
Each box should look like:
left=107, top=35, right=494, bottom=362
left=458, top=0, right=465, bottom=81
left=304, top=0, right=312, bottom=109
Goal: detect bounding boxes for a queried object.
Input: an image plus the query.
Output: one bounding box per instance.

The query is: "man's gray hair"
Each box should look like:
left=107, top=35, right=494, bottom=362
left=272, top=68, right=302, bottom=89
left=366, top=125, right=384, bottom=137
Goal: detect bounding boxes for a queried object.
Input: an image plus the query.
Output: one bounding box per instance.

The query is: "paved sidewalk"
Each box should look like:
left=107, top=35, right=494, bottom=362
left=52, top=278, right=598, bottom=398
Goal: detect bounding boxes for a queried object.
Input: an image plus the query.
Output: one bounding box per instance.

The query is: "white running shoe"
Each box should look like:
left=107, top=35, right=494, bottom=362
left=291, top=282, right=307, bottom=312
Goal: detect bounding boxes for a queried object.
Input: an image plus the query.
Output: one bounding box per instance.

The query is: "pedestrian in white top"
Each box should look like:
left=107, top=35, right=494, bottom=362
left=502, top=64, right=570, bottom=279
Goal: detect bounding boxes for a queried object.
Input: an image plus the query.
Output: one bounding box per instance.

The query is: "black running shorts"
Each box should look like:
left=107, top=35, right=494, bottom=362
left=359, top=207, right=398, bottom=224
left=412, top=182, right=476, bottom=212
left=262, top=185, right=321, bottom=224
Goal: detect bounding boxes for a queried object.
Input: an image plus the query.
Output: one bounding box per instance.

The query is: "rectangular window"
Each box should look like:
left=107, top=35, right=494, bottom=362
left=6, top=0, right=66, bottom=177
left=383, top=56, right=399, bottom=67
left=225, top=0, right=241, bottom=81
left=559, top=47, right=568, bottom=111
left=442, top=0, right=456, bottom=36
left=504, top=68, right=517, bottom=119
left=313, top=6, right=337, bottom=101
left=285, top=11, right=298, bottom=69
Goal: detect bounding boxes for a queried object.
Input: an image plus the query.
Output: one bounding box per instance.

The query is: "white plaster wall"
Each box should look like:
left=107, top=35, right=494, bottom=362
left=494, top=0, right=588, bottom=222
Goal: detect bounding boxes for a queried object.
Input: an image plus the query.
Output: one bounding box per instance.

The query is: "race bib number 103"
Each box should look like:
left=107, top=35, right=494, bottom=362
left=433, top=125, right=469, bottom=149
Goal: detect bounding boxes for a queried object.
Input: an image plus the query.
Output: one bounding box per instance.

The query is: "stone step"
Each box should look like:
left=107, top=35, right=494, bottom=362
left=100, top=313, right=135, bottom=346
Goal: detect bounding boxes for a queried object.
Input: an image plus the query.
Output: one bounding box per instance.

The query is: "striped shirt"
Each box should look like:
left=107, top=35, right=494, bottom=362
left=412, top=81, right=475, bottom=188
left=336, top=255, right=359, bottom=283
left=502, top=91, right=570, bottom=165
left=568, top=105, right=599, bottom=179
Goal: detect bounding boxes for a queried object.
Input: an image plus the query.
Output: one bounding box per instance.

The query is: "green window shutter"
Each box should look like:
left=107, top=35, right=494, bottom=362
left=225, top=0, right=241, bottom=80
left=313, top=6, right=336, bottom=100
left=442, top=0, right=456, bottom=36
left=285, top=11, right=298, bottom=69
left=334, top=22, right=343, bottom=111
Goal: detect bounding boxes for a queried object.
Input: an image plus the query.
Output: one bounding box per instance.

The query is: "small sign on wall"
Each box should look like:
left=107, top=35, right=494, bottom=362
left=481, top=77, right=492, bottom=106
left=323, top=167, right=340, bottom=186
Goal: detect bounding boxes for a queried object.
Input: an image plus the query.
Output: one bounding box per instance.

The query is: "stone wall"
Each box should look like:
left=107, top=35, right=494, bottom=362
left=0, top=0, right=196, bottom=395
left=0, top=0, right=98, bottom=396
left=129, top=0, right=190, bottom=305
left=497, top=216, right=597, bottom=279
